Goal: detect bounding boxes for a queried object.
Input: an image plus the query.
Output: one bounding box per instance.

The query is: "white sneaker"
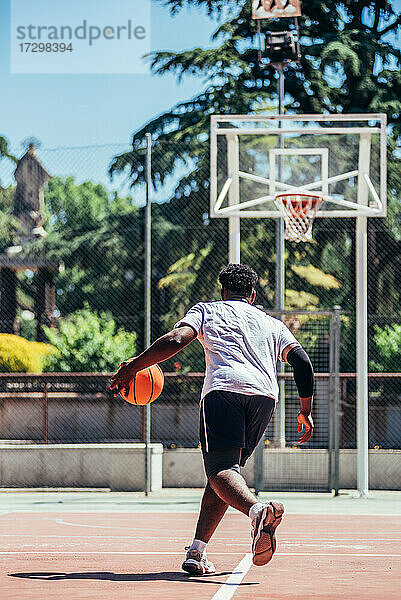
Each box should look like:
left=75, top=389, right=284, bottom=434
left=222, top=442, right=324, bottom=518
left=182, top=548, right=216, bottom=575
left=251, top=501, right=284, bottom=566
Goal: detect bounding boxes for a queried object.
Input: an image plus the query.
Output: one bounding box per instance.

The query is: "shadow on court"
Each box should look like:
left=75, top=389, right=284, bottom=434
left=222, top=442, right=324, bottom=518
left=9, top=571, right=259, bottom=586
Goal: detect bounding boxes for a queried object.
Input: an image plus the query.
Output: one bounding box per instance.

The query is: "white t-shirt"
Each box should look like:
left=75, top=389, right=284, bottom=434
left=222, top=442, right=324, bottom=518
left=175, top=300, right=300, bottom=401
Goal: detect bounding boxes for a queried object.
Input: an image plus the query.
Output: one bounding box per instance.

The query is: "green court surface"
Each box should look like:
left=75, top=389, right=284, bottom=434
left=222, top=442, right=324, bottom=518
left=0, top=489, right=400, bottom=515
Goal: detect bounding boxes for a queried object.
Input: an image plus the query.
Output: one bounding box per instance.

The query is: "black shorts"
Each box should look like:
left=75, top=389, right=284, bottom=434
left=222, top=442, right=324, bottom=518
left=200, top=390, right=276, bottom=467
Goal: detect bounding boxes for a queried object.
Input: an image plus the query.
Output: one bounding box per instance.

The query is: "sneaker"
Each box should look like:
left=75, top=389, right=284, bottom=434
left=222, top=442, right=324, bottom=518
left=251, top=501, right=284, bottom=566
left=181, top=548, right=216, bottom=576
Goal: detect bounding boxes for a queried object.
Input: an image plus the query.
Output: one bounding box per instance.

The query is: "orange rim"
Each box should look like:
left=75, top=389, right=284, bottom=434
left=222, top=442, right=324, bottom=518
left=275, top=193, right=323, bottom=216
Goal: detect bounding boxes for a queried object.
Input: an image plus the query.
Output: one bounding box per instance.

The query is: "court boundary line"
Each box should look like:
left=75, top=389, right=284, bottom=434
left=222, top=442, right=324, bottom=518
left=2, top=533, right=401, bottom=541
left=0, top=503, right=401, bottom=518
left=211, top=553, right=253, bottom=600
left=0, top=551, right=400, bottom=557
left=52, top=515, right=401, bottom=532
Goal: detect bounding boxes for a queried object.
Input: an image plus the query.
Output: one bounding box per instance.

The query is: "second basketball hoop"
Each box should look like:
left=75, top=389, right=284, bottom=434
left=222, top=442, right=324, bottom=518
left=275, top=193, right=323, bottom=243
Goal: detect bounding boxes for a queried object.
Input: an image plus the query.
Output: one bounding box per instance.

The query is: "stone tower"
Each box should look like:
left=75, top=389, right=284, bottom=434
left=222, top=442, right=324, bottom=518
left=13, top=143, right=49, bottom=242
left=0, top=145, right=57, bottom=340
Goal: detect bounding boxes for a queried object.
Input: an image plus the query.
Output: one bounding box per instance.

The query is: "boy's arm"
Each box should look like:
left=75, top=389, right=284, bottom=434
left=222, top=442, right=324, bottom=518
left=110, top=325, right=197, bottom=396
left=282, top=344, right=314, bottom=443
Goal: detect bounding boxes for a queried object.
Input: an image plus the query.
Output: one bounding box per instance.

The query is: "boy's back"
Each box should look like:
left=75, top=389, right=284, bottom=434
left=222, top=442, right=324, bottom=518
left=175, top=299, right=300, bottom=399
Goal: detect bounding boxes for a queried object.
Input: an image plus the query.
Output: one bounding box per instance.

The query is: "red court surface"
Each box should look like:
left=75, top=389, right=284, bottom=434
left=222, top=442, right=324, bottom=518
left=1, top=510, right=400, bottom=600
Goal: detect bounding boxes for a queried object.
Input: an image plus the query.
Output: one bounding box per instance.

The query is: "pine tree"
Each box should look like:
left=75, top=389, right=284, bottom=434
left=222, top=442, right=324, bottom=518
left=110, top=0, right=401, bottom=317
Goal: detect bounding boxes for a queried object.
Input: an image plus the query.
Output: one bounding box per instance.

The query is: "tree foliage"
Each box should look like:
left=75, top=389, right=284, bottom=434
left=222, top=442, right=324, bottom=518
left=0, top=187, right=21, bottom=250
left=43, top=304, right=137, bottom=373
left=0, top=137, right=19, bottom=249
left=25, top=177, right=144, bottom=328
left=3, top=3, right=400, bottom=375
left=110, top=0, right=401, bottom=326
left=370, top=323, right=401, bottom=372
left=0, top=136, right=17, bottom=165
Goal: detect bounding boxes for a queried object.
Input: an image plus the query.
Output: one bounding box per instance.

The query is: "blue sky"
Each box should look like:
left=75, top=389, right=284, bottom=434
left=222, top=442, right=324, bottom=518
left=0, top=1, right=219, bottom=149
left=1, top=0, right=400, bottom=198
left=0, top=0, right=222, bottom=196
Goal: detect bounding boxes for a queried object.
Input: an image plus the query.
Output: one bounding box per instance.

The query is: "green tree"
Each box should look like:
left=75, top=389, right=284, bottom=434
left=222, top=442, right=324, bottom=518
left=370, top=323, right=401, bottom=372
left=0, top=187, right=20, bottom=250
left=13, top=174, right=193, bottom=349
left=43, top=304, right=137, bottom=372
left=25, top=177, right=144, bottom=332
left=0, top=137, right=19, bottom=249
left=110, top=1, right=401, bottom=324
left=0, top=136, right=17, bottom=165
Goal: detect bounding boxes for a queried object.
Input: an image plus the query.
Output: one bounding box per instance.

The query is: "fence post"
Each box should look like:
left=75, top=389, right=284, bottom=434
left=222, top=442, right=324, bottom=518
left=333, top=306, right=341, bottom=496
left=328, top=312, right=335, bottom=491
left=144, top=133, right=152, bottom=495
left=43, top=382, right=48, bottom=444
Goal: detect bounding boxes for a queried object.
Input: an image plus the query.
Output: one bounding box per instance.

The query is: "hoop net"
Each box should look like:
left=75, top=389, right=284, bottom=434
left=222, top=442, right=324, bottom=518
left=275, top=193, right=324, bottom=243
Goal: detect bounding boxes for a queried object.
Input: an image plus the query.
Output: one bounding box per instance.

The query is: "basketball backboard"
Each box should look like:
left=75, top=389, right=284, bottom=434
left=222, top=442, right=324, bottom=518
left=210, top=114, right=387, bottom=219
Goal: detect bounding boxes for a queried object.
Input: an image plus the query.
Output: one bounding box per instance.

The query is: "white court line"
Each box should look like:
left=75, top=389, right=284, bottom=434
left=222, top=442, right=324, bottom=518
left=211, top=553, right=253, bottom=600
left=2, top=510, right=401, bottom=517
left=0, top=551, right=400, bottom=557
left=0, top=551, right=243, bottom=555
left=1, top=533, right=400, bottom=542
left=55, top=518, right=193, bottom=533
left=54, top=518, right=401, bottom=537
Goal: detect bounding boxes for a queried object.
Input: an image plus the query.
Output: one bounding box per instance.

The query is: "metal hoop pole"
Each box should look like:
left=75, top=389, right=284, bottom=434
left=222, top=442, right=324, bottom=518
left=276, top=64, right=286, bottom=448
left=145, top=132, right=152, bottom=496
left=356, top=132, right=371, bottom=498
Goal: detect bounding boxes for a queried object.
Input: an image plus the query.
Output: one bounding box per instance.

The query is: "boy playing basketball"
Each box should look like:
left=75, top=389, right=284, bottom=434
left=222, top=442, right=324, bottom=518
left=111, top=263, right=314, bottom=574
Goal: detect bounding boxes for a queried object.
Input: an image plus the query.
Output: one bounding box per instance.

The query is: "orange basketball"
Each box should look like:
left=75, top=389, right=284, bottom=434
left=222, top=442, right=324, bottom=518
left=119, top=364, right=164, bottom=406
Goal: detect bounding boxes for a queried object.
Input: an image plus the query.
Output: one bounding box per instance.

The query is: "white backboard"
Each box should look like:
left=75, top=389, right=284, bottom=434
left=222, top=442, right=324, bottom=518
left=210, top=114, right=387, bottom=219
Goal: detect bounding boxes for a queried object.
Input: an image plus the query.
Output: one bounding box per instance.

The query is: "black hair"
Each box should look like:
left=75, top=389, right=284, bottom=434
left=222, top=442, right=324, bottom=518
left=218, top=263, right=258, bottom=297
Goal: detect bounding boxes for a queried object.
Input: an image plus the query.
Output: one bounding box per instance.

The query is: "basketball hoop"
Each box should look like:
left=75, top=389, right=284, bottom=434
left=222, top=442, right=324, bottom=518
left=275, top=193, right=324, bottom=243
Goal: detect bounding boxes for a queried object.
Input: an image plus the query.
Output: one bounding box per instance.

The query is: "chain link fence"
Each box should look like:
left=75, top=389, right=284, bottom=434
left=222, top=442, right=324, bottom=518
left=0, top=140, right=400, bottom=490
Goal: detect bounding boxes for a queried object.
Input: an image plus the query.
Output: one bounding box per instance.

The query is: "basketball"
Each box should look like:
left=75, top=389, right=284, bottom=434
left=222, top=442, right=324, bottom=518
left=119, top=364, right=164, bottom=406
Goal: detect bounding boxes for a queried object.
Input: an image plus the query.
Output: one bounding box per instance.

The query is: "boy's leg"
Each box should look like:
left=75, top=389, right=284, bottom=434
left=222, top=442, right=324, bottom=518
left=183, top=454, right=246, bottom=576
left=183, top=446, right=280, bottom=574
left=206, top=448, right=284, bottom=568
left=188, top=392, right=282, bottom=571
left=209, top=466, right=258, bottom=516
left=190, top=449, right=257, bottom=547
left=203, top=447, right=258, bottom=516
left=182, top=483, right=228, bottom=575
left=194, top=482, right=229, bottom=542
left=199, top=392, right=273, bottom=517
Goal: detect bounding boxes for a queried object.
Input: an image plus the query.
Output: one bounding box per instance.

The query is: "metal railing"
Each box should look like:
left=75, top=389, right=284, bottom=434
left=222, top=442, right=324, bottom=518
left=0, top=371, right=400, bottom=491
left=1, top=372, right=399, bottom=443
